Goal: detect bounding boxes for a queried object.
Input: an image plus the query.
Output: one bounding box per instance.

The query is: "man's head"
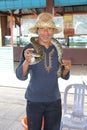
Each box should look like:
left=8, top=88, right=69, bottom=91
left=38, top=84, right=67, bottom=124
left=29, top=12, right=62, bottom=34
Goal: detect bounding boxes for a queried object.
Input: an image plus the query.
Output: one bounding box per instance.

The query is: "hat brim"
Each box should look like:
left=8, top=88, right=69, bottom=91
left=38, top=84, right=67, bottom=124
left=29, top=26, right=62, bottom=34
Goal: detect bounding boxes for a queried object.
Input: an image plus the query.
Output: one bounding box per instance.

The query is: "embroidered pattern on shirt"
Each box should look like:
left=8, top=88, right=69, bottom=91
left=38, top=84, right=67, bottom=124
left=43, top=48, right=54, bottom=72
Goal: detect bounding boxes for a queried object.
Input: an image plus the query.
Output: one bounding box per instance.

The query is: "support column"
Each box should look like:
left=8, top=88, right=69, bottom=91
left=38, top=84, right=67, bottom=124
left=10, top=12, right=13, bottom=47
left=0, top=17, right=2, bottom=47
left=0, top=16, right=7, bottom=46
left=46, top=0, right=54, bottom=14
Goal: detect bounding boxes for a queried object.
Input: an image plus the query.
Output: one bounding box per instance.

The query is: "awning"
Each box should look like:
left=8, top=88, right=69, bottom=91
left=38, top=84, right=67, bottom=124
left=54, top=0, right=87, bottom=6
left=0, top=0, right=46, bottom=10
left=0, top=0, right=87, bottom=11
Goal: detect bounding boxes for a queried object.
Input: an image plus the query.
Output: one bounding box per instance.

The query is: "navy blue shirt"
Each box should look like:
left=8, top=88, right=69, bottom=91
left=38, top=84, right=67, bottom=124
left=16, top=43, right=70, bottom=102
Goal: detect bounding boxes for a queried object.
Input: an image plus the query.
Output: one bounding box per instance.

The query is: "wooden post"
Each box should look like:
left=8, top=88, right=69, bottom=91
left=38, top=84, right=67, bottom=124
left=10, top=12, right=13, bottom=47
left=46, top=0, right=54, bottom=14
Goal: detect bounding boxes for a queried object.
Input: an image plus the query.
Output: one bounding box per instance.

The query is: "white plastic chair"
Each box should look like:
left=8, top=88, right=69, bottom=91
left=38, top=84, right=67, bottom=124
left=60, top=83, right=87, bottom=130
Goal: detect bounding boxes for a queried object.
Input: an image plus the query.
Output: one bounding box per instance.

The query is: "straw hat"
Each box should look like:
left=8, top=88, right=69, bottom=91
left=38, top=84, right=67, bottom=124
left=29, top=12, right=62, bottom=34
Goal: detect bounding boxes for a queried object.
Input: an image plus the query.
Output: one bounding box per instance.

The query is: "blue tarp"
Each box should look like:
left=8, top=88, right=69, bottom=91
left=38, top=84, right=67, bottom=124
left=0, top=0, right=46, bottom=10
left=54, top=0, right=87, bottom=6
left=0, top=0, right=87, bottom=10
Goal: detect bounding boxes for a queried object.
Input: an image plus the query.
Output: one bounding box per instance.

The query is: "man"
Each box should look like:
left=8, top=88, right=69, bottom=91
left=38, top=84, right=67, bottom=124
left=16, top=12, right=71, bottom=130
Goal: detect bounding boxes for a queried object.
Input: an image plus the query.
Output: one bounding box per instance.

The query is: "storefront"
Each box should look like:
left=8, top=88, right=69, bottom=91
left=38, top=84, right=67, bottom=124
left=0, top=0, right=87, bottom=64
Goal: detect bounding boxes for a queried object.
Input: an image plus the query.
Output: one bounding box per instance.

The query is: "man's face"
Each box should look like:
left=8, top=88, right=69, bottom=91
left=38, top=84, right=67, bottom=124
left=37, top=28, right=55, bottom=43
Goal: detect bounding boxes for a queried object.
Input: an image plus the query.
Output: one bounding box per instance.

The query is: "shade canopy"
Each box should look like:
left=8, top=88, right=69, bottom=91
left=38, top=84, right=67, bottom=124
left=54, top=0, right=87, bottom=6
left=0, top=0, right=87, bottom=11
left=0, top=0, right=46, bottom=10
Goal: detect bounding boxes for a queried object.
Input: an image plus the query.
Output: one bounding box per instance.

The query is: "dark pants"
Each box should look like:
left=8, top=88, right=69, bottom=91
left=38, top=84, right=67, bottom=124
left=26, top=99, right=62, bottom=130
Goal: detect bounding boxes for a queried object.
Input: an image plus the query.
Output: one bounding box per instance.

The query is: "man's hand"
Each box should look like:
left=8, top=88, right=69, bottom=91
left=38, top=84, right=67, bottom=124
left=24, top=48, right=34, bottom=64
left=61, top=60, right=71, bottom=77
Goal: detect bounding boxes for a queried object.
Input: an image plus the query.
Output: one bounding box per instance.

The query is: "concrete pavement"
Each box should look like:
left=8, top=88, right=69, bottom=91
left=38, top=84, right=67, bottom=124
left=0, top=86, right=26, bottom=130
left=0, top=63, right=87, bottom=130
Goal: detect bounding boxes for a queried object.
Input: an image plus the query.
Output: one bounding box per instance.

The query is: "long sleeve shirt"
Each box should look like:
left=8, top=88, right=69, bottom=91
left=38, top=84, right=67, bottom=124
left=16, top=43, right=70, bottom=102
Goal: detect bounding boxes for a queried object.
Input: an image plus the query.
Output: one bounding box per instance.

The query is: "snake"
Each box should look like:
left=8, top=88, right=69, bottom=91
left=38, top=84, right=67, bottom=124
left=51, top=38, right=63, bottom=77
left=27, top=37, right=44, bottom=65
left=29, top=37, right=63, bottom=77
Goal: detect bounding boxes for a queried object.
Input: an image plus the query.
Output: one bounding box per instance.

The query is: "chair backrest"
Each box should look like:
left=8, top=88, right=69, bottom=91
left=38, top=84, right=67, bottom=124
left=64, top=84, right=87, bottom=117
